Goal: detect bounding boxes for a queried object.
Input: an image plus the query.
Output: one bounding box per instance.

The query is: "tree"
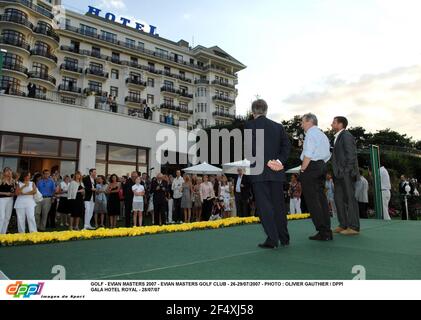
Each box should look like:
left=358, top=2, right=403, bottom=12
left=348, top=126, right=372, bottom=148
left=369, top=129, right=413, bottom=148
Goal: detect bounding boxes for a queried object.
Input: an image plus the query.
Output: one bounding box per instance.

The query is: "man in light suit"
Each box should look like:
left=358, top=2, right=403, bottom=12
left=245, top=99, right=291, bottom=249
left=331, top=117, right=360, bottom=235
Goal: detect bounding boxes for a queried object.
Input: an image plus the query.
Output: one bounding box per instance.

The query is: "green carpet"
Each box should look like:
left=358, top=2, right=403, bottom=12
left=0, top=219, right=420, bottom=280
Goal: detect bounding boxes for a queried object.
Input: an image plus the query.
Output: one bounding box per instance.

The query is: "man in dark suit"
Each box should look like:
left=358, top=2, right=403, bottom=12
left=150, top=173, right=168, bottom=226
left=82, top=168, right=97, bottom=230
left=245, top=99, right=291, bottom=249
left=234, top=168, right=251, bottom=217
left=331, top=117, right=360, bottom=235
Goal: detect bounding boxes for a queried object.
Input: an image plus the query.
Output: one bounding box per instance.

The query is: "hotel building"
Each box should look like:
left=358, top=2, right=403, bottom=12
left=0, top=0, right=246, bottom=176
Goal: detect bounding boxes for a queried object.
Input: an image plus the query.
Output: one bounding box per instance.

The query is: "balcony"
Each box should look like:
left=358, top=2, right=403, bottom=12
left=0, top=35, right=30, bottom=52
left=194, top=79, right=209, bottom=85
left=59, top=63, right=83, bottom=74
left=121, top=60, right=143, bottom=70
left=178, top=76, right=192, bottom=84
left=85, top=68, right=109, bottom=79
left=179, top=107, right=193, bottom=115
left=2, top=63, right=28, bottom=75
left=179, top=91, right=193, bottom=100
left=58, top=84, right=82, bottom=94
left=0, top=14, right=34, bottom=31
left=212, top=111, right=236, bottom=120
left=28, top=71, right=56, bottom=86
left=211, top=80, right=236, bottom=90
left=60, top=45, right=81, bottom=55
left=160, top=103, right=179, bottom=112
left=80, top=49, right=109, bottom=61
left=126, top=78, right=147, bottom=89
left=212, top=95, right=236, bottom=105
left=33, top=26, right=59, bottom=43
left=125, top=96, right=145, bottom=104
left=1, top=0, right=54, bottom=19
left=163, top=70, right=179, bottom=80
left=204, top=64, right=238, bottom=78
left=83, top=88, right=107, bottom=96
left=143, top=66, right=163, bottom=75
left=30, top=48, right=58, bottom=63
left=161, top=86, right=179, bottom=96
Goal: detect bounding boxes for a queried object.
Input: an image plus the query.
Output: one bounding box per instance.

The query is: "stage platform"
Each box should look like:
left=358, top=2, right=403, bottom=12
left=0, top=219, right=420, bottom=280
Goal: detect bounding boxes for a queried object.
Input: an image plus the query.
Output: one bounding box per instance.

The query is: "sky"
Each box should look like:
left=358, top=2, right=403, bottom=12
left=62, top=0, right=421, bottom=139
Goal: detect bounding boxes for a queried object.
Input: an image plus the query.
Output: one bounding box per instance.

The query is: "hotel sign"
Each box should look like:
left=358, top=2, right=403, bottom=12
left=86, top=6, right=157, bottom=36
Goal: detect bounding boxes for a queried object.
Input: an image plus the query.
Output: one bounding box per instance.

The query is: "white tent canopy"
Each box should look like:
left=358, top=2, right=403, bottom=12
left=223, top=159, right=251, bottom=175
left=182, top=162, right=223, bottom=175
left=286, top=166, right=301, bottom=174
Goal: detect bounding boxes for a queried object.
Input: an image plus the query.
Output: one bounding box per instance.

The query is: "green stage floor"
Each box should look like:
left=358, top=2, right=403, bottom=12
left=0, top=219, right=420, bottom=280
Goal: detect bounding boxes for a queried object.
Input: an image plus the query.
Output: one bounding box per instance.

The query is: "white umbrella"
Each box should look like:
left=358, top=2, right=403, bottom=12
left=223, top=159, right=251, bottom=175
left=183, top=162, right=223, bottom=175
left=286, top=166, right=301, bottom=174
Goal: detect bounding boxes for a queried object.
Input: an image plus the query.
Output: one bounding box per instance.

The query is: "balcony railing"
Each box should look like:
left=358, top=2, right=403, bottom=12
left=125, top=96, right=145, bottom=104
left=2, top=63, right=28, bottom=74
left=63, top=24, right=207, bottom=71
left=58, top=84, right=82, bottom=94
left=33, top=25, right=60, bottom=42
left=0, top=35, right=30, bottom=51
left=30, top=48, right=58, bottom=63
left=143, top=66, right=163, bottom=75
left=160, top=103, right=178, bottom=111
left=126, top=78, right=147, bottom=87
left=28, top=71, right=56, bottom=85
left=85, top=68, right=109, bottom=79
left=2, top=0, right=54, bottom=18
left=212, top=95, right=236, bottom=104
left=212, top=111, right=236, bottom=119
left=211, top=80, right=236, bottom=89
left=60, top=45, right=81, bottom=54
left=204, top=64, right=238, bottom=78
left=83, top=88, right=107, bottom=96
left=0, top=14, right=34, bottom=29
left=60, top=63, right=83, bottom=74
left=179, top=91, right=193, bottom=99
left=194, top=79, right=209, bottom=85
left=180, top=107, right=193, bottom=115
left=81, top=49, right=109, bottom=61
left=161, top=86, right=178, bottom=94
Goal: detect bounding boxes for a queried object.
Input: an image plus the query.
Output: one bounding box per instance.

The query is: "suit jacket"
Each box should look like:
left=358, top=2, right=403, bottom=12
left=234, top=174, right=252, bottom=199
left=245, top=116, right=291, bottom=183
left=82, top=176, right=96, bottom=202
left=122, top=178, right=135, bottom=204
left=331, top=130, right=359, bottom=179
left=151, top=179, right=168, bottom=205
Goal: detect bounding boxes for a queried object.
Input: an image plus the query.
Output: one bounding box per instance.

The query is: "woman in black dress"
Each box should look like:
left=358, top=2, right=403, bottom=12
left=107, top=174, right=121, bottom=228
left=69, top=171, right=85, bottom=231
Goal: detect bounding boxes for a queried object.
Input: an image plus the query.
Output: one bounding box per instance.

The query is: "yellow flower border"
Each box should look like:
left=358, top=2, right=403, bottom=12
left=0, top=214, right=310, bottom=246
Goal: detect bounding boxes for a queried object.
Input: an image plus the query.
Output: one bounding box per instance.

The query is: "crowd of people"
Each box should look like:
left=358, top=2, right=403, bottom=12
left=0, top=167, right=259, bottom=234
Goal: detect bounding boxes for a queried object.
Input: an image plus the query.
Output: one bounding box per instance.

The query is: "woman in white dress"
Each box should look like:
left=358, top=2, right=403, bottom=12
left=0, top=167, right=16, bottom=234
left=220, top=175, right=232, bottom=218
left=14, top=171, right=38, bottom=233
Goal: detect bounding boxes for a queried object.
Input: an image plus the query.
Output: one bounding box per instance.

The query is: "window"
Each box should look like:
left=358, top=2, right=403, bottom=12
left=64, top=57, right=78, bottom=68
left=130, top=57, right=138, bottom=65
left=179, top=86, right=188, bottom=94
left=3, top=53, right=23, bottom=67
left=61, top=141, right=78, bottom=157
left=1, top=29, right=25, bottom=43
left=80, top=24, right=97, bottom=36
left=179, top=71, right=185, bottom=78
left=0, top=134, right=20, bottom=153
left=61, top=76, right=77, bottom=91
left=164, top=98, right=174, bottom=106
left=91, top=46, right=101, bottom=58
left=4, top=8, right=28, bottom=20
left=89, top=62, right=103, bottom=71
left=147, top=78, right=154, bottom=87
left=111, top=69, right=119, bottom=80
left=126, top=38, right=135, bottom=48
left=130, top=72, right=141, bottom=82
left=111, top=52, right=120, bottom=64
left=108, top=145, right=136, bottom=162
left=155, top=48, right=168, bottom=58
left=147, top=94, right=154, bottom=105
left=88, top=81, right=102, bottom=93
left=101, top=30, right=117, bottom=43
left=96, top=144, right=107, bottom=160
left=164, top=80, right=173, bottom=88
left=22, top=137, right=59, bottom=156
left=32, top=62, right=48, bottom=75
left=110, top=86, right=118, bottom=97
left=138, top=42, right=145, bottom=49
left=129, top=91, right=141, bottom=100
left=0, top=76, right=20, bottom=91
left=164, top=66, right=171, bottom=74
left=70, top=40, right=80, bottom=52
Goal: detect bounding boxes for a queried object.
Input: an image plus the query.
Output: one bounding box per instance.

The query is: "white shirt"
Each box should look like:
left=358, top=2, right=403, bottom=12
left=380, top=167, right=391, bottom=191
left=14, top=182, right=36, bottom=209
left=300, top=126, right=331, bottom=162
left=59, top=181, right=69, bottom=198
left=334, top=129, right=345, bottom=145
left=236, top=175, right=242, bottom=193
left=355, top=176, right=369, bottom=203
left=132, top=184, right=145, bottom=202
left=172, top=176, right=184, bottom=199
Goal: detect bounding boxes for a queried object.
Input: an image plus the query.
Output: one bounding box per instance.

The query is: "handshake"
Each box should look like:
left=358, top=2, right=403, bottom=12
left=267, top=160, right=284, bottom=172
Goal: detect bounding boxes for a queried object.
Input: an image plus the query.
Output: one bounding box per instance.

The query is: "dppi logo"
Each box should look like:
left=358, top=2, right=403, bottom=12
left=6, top=281, right=44, bottom=298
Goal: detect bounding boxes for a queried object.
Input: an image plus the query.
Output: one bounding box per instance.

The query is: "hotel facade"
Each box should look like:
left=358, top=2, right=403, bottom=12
left=0, top=0, right=246, bottom=177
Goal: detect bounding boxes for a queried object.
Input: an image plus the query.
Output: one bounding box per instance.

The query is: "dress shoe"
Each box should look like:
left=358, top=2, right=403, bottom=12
left=258, top=242, right=278, bottom=249
left=340, top=228, right=360, bottom=236
left=309, top=232, right=333, bottom=241
left=280, top=241, right=290, bottom=247
left=333, top=227, right=346, bottom=233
